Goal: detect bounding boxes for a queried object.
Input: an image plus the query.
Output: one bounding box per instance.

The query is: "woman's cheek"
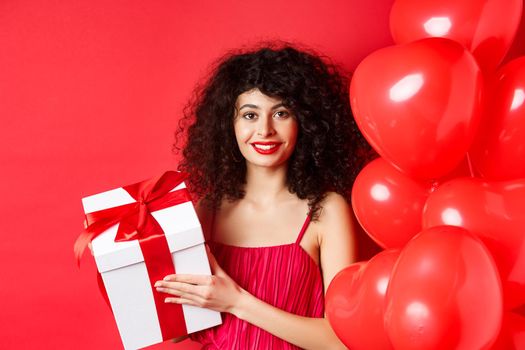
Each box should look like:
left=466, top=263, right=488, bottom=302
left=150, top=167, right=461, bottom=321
left=233, top=126, right=252, bottom=159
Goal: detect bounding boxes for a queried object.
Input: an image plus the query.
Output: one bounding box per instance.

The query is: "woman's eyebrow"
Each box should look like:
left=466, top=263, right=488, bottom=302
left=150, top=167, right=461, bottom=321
left=239, top=103, right=259, bottom=110
left=239, top=102, right=285, bottom=110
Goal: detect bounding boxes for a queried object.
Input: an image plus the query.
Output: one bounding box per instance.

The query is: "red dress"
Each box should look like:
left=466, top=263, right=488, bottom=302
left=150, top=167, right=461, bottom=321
left=190, top=214, right=325, bottom=349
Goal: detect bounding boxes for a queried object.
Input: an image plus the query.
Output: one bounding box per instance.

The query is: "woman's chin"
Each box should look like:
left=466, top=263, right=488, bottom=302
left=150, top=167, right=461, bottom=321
left=245, top=158, right=288, bottom=170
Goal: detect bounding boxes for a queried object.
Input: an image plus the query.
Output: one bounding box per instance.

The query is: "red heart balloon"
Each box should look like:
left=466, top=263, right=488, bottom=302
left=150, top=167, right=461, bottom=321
left=470, top=57, right=525, bottom=180
left=385, top=226, right=503, bottom=350
left=352, top=157, right=432, bottom=249
left=390, top=0, right=523, bottom=71
left=326, top=250, right=399, bottom=350
left=423, top=177, right=525, bottom=309
left=350, top=37, right=482, bottom=180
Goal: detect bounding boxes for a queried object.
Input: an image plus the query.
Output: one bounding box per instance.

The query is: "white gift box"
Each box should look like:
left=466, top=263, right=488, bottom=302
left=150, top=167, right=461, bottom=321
left=82, top=179, right=222, bottom=350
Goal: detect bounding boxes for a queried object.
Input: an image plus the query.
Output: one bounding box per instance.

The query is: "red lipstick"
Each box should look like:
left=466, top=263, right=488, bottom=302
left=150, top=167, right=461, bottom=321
left=251, top=142, right=282, bottom=155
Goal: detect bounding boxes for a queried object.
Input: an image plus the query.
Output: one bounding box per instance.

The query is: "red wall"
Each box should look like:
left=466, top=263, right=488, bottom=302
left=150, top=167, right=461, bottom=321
left=1, top=1, right=522, bottom=349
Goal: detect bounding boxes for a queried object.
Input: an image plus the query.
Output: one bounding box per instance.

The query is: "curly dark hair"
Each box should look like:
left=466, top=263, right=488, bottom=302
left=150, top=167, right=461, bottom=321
left=173, top=41, right=371, bottom=220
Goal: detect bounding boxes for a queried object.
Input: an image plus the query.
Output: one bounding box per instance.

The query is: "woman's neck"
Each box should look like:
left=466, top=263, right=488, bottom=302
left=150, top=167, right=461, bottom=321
left=243, top=163, right=290, bottom=205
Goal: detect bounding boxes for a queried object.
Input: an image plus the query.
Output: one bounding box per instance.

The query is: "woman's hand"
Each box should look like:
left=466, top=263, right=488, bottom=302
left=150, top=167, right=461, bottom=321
left=154, top=246, right=244, bottom=314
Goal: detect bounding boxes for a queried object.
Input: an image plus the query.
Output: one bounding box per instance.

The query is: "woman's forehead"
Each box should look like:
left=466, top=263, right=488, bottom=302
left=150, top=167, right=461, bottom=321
left=235, top=88, right=284, bottom=107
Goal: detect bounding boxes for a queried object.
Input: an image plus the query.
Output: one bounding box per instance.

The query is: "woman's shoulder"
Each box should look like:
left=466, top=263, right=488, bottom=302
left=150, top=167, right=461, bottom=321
left=317, top=192, right=352, bottom=221
left=314, top=192, right=354, bottom=239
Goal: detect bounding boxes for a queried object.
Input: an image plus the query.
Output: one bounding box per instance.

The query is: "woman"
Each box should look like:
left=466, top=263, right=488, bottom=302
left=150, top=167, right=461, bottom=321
left=155, top=42, right=369, bottom=349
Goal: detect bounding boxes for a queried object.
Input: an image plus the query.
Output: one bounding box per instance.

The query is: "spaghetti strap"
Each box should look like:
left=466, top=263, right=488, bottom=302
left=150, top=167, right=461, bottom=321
left=295, top=213, right=312, bottom=245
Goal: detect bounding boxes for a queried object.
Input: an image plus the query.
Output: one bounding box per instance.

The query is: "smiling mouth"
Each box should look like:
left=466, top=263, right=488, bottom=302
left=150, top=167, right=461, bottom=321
left=251, top=142, right=282, bottom=154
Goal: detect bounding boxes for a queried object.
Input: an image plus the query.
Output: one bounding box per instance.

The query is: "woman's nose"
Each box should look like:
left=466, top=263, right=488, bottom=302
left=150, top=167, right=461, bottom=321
left=256, top=116, right=275, bottom=137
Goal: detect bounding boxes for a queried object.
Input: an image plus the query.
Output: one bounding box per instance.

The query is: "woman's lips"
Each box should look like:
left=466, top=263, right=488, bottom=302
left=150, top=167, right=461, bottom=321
left=251, top=142, right=282, bottom=155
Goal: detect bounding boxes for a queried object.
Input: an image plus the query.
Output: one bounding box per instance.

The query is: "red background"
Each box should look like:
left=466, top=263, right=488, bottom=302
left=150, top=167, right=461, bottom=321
left=1, top=1, right=523, bottom=349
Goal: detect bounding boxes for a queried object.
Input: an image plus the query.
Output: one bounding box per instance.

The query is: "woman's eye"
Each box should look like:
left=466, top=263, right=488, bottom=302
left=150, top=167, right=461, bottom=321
left=274, top=110, right=289, bottom=119
left=243, top=113, right=256, bottom=120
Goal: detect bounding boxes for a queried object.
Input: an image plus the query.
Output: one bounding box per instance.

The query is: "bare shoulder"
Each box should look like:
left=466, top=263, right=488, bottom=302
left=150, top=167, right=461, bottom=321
left=314, top=191, right=355, bottom=252
left=316, top=192, right=353, bottom=227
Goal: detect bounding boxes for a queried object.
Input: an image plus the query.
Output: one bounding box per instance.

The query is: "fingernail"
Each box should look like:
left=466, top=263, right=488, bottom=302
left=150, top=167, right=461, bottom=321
left=154, top=282, right=160, bottom=287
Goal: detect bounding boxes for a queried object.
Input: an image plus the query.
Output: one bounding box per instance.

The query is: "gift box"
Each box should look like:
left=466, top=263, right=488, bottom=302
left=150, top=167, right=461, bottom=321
left=78, top=171, right=221, bottom=350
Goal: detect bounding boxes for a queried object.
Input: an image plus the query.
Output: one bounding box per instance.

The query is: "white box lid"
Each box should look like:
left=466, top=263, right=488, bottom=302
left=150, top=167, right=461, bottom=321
left=81, top=181, right=204, bottom=273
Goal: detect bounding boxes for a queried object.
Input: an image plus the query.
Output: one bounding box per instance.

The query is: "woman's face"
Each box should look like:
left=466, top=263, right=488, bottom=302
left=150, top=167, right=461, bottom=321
left=233, top=88, right=298, bottom=169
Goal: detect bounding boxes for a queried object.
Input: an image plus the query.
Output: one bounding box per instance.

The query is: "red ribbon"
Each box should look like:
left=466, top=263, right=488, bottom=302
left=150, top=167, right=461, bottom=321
left=74, top=171, right=192, bottom=340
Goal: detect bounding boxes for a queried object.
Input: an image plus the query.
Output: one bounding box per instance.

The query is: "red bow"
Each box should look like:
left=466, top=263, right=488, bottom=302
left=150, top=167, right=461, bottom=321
left=74, top=171, right=191, bottom=263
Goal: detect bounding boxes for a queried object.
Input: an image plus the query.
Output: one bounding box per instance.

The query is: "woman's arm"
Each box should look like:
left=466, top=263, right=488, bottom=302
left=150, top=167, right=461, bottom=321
left=234, top=291, right=344, bottom=350
left=317, top=192, right=357, bottom=294
left=157, top=253, right=346, bottom=350
left=155, top=193, right=355, bottom=349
